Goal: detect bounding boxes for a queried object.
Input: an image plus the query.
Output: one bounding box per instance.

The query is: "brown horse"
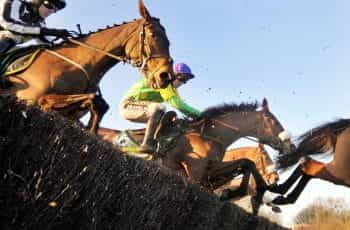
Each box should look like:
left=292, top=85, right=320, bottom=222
left=98, top=98, right=295, bottom=214
left=0, top=0, right=173, bottom=133
left=264, top=119, right=350, bottom=205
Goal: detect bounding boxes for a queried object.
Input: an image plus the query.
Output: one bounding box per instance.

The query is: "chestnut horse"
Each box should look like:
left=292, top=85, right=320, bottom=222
left=0, top=0, right=174, bottom=133
left=264, top=119, right=350, bottom=205
left=98, top=99, right=295, bottom=214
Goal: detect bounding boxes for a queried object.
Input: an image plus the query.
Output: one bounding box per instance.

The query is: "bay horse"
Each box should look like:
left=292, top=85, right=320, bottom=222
left=0, top=0, right=174, bottom=133
left=263, top=119, right=350, bottom=205
left=98, top=98, right=295, bottom=214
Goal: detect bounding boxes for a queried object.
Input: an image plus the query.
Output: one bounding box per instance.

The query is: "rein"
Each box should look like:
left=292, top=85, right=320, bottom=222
left=188, top=118, right=260, bottom=146
left=67, top=38, right=128, bottom=62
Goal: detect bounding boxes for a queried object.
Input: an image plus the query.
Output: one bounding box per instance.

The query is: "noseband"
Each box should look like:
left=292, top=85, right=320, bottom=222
left=134, top=22, right=173, bottom=71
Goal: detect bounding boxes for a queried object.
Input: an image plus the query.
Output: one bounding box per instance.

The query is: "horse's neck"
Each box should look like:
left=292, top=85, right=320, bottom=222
left=59, top=21, right=141, bottom=83
left=207, top=112, right=260, bottom=148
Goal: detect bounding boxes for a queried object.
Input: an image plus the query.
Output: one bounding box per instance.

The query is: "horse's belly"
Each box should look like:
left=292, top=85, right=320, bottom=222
left=49, top=74, right=89, bottom=94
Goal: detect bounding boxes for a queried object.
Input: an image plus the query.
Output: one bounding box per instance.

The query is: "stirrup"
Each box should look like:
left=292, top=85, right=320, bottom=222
left=0, top=77, right=12, bottom=88
left=137, top=144, right=156, bottom=154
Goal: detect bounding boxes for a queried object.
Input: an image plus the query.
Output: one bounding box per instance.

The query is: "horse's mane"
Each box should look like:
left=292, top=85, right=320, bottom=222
left=297, top=118, right=350, bottom=154
left=52, top=17, right=165, bottom=48
left=50, top=19, right=141, bottom=48
left=83, top=18, right=149, bottom=37
left=198, top=101, right=259, bottom=120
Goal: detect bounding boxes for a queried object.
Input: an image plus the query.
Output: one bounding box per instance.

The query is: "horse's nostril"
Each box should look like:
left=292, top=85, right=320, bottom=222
left=159, top=72, right=169, bottom=80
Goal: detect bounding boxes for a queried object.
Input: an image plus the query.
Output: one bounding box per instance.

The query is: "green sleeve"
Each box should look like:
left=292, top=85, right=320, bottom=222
left=167, top=96, right=201, bottom=118
left=159, top=86, right=200, bottom=118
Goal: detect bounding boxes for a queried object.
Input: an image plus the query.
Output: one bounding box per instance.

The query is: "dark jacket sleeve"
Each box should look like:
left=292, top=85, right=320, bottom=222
left=0, top=0, right=41, bottom=35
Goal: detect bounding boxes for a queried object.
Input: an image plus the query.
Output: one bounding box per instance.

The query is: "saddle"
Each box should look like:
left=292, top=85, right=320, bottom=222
left=0, top=45, right=48, bottom=78
left=113, top=111, right=188, bottom=158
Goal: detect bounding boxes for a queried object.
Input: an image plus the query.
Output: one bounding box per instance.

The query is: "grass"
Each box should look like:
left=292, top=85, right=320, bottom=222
left=293, top=197, right=350, bottom=230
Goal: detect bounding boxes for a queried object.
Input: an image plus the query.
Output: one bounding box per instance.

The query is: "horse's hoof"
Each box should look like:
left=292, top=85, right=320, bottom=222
left=262, top=190, right=278, bottom=204
left=271, top=205, right=282, bottom=213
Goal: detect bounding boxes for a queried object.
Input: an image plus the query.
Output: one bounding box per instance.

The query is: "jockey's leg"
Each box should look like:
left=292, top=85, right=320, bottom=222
left=139, top=104, right=165, bottom=153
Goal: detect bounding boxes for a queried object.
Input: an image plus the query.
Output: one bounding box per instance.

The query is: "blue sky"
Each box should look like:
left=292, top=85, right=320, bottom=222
left=47, top=0, right=350, bottom=226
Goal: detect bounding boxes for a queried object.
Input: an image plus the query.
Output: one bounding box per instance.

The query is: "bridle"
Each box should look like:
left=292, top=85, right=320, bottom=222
left=131, top=21, right=173, bottom=72
left=125, top=20, right=173, bottom=88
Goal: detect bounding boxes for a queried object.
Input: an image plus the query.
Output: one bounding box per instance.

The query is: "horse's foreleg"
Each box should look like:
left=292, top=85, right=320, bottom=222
left=38, top=93, right=108, bottom=134
left=272, top=174, right=312, bottom=205
left=220, top=168, right=250, bottom=201
left=243, top=160, right=271, bottom=215
left=268, top=165, right=303, bottom=194
left=86, top=103, right=99, bottom=134
left=207, top=159, right=265, bottom=199
left=84, top=94, right=109, bottom=134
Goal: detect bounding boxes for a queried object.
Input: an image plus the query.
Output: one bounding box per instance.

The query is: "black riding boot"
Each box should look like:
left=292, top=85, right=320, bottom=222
left=139, top=110, right=165, bottom=153
left=0, top=38, right=15, bottom=54
left=0, top=38, right=15, bottom=88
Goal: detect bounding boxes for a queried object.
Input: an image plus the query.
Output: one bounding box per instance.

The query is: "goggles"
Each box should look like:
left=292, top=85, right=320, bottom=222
left=175, top=73, right=195, bottom=84
left=42, top=1, right=58, bottom=11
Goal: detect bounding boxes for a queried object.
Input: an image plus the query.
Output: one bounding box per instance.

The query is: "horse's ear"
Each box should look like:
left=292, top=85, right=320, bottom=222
left=139, top=0, right=152, bottom=21
left=262, top=98, right=269, bottom=113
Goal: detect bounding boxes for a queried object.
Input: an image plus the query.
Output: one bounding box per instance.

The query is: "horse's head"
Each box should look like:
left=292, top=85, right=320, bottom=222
left=257, top=98, right=296, bottom=155
left=125, top=0, right=174, bottom=89
left=256, top=143, right=279, bottom=185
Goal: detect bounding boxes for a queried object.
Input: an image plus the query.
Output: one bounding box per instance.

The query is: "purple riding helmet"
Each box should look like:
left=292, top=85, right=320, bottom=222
left=173, top=62, right=195, bottom=82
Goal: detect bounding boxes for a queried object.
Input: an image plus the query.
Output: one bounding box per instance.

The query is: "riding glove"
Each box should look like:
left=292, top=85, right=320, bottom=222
left=40, top=28, right=72, bottom=37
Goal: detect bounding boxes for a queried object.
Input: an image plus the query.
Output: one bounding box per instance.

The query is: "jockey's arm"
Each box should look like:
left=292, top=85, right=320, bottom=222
left=0, top=0, right=41, bottom=35
left=159, top=86, right=201, bottom=119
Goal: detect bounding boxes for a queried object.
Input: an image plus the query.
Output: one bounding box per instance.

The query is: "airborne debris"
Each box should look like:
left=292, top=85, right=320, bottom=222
left=21, top=111, right=27, bottom=118
left=49, top=201, right=58, bottom=208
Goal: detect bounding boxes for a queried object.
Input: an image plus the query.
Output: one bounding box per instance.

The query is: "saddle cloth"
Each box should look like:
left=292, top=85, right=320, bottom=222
left=0, top=46, right=46, bottom=77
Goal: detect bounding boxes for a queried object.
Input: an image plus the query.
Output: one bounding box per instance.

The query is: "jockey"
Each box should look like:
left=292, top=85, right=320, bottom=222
left=120, top=62, right=201, bottom=153
left=0, top=0, right=70, bottom=54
